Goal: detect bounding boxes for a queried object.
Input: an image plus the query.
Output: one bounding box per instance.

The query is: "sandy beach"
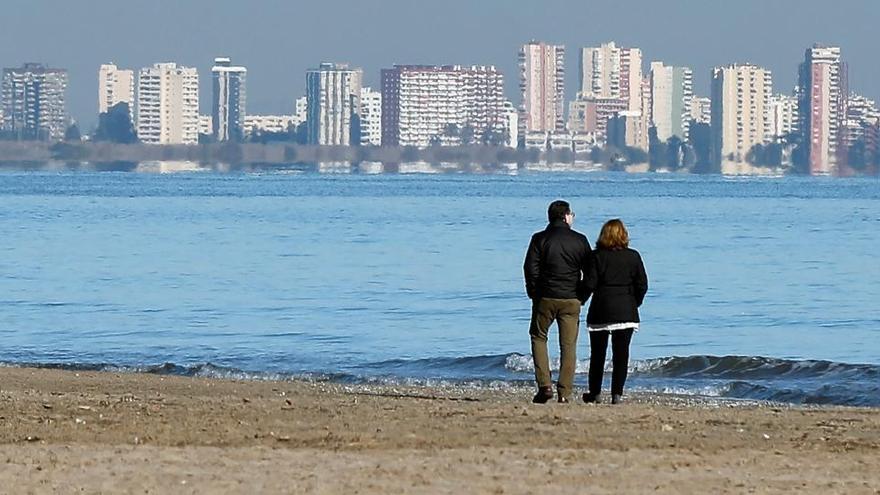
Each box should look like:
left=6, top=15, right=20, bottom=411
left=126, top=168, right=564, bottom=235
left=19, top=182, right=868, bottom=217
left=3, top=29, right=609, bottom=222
left=0, top=367, right=878, bottom=494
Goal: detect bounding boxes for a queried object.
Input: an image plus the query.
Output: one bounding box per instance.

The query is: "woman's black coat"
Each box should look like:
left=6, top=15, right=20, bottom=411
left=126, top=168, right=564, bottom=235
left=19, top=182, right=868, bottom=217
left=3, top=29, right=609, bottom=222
left=584, top=247, right=648, bottom=325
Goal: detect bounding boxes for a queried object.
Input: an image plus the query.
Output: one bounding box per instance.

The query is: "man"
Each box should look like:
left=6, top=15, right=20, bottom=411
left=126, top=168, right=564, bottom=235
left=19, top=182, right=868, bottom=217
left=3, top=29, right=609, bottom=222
left=523, top=200, right=592, bottom=403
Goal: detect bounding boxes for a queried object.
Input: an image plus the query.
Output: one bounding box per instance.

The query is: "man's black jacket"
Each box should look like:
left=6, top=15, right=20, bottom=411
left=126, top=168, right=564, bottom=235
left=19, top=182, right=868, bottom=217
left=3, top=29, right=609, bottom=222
left=523, top=220, right=591, bottom=301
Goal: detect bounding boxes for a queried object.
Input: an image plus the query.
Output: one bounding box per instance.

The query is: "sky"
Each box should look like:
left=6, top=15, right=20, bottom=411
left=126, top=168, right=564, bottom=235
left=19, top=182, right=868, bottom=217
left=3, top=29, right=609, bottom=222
left=2, top=0, right=878, bottom=130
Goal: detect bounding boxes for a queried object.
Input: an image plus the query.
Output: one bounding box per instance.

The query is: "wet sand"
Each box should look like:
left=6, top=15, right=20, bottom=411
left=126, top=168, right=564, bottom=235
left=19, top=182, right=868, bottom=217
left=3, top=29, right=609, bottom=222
left=1, top=367, right=878, bottom=494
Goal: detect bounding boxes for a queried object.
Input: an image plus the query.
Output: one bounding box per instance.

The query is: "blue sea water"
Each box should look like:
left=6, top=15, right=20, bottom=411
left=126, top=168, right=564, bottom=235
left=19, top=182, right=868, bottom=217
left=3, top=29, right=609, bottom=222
left=0, top=167, right=878, bottom=406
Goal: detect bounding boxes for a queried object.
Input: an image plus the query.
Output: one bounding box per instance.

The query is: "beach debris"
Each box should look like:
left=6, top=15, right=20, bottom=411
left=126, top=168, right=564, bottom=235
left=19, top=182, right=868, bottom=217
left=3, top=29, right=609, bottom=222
left=24, top=436, right=40, bottom=442
left=77, top=405, right=92, bottom=411
left=661, top=424, right=674, bottom=432
left=276, top=436, right=291, bottom=442
left=242, top=398, right=251, bottom=403
left=133, top=436, right=141, bottom=445
left=75, top=418, right=85, bottom=425
left=763, top=434, right=771, bottom=440
left=41, top=404, right=52, bottom=409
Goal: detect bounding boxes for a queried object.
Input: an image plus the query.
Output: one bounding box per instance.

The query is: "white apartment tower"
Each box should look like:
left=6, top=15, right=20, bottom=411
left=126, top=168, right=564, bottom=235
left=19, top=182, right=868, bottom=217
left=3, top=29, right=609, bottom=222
left=98, top=63, right=134, bottom=115
left=359, top=87, right=382, bottom=146
left=690, top=96, right=712, bottom=125
left=306, top=63, right=362, bottom=146
left=579, top=42, right=643, bottom=113
left=381, top=65, right=506, bottom=147
left=137, top=63, right=199, bottom=145
left=769, top=93, right=798, bottom=139
left=797, top=45, right=847, bottom=175
left=519, top=41, right=565, bottom=135
left=710, top=64, right=773, bottom=167
left=211, top=57, right=247, bottom=142
left=649, top=62, right=693, bottom=141
left=1, top=63, right=68, bottom=141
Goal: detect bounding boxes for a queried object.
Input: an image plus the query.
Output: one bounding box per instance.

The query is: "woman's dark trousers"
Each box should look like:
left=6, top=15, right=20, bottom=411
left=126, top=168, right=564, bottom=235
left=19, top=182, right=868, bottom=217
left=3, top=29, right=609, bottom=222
left=588, top=329, right=634, bottom=396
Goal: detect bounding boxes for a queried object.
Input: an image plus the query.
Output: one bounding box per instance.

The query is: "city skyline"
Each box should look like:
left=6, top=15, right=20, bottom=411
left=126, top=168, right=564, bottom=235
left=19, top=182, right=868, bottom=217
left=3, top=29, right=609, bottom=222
left=3, top=0, right=879, bottom=129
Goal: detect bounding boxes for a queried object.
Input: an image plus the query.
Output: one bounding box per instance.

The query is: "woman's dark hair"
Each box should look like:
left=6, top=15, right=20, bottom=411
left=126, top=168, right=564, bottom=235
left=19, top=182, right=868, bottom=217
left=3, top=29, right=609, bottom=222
left=547, top=200, right=571, bottom=222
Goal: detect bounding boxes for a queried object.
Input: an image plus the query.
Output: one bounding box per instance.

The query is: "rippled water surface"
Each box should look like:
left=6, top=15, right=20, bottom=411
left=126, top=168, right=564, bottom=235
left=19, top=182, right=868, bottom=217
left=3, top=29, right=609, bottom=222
left=1, top=170, right=878, bottom=404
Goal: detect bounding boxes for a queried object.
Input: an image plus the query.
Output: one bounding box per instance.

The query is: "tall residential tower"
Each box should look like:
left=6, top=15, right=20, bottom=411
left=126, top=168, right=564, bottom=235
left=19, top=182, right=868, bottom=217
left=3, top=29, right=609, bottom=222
left=137, top=63, right=200, bottom=144
left=649, top=62, right=693, bottom=141
left=306, top=62, right=362, bottom=146
left=710, top=64, right=773, bottom=167
left=797, top=45, right=847, bottom=175
left=518, top=41, right=565, bottom=137
left=98, top=63, right=134, bottom=115
left=211, top=57, right=247, bottom=142
left=1, top=63, right=68, bottom=140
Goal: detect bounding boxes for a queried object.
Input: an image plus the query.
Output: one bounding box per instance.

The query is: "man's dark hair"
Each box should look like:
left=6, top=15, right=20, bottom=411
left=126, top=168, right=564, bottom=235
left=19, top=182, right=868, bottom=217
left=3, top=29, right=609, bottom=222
left=547, top=200, right=570, bottom=222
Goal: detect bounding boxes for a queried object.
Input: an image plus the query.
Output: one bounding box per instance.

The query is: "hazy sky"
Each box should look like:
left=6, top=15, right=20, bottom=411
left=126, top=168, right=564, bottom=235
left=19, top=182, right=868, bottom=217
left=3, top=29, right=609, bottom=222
left=2, top=0, right=878, bottom=129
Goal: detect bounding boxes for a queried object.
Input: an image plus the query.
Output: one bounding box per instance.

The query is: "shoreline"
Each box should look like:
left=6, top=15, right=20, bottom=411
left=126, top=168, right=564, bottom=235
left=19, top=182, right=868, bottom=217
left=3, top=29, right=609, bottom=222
left=2, top=366, right=879, bottom=493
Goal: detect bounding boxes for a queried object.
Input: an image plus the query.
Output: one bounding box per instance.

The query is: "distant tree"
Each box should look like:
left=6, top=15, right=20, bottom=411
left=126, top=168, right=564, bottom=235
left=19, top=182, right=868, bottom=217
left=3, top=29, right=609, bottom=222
left=459, top=124, right=475, bottom=146
left=648, top=126, right=666, bottom=169
left=687, top=122, right=714, bottom=173
left=622, top=146, right=648, bottom=165
left=294, top=122, right=308, bottom=144
left=848, top=138, right=868, bottom=171
left=94, top=103, right=137, bottom=144
left=747, top=141, right=784, bottom=168
left=666, top=135, right=684, bottom=169
left=64, top=123, right=81, bottom=142
left=787, top=131, right=809, bottom=174
left=481, top=127, right=509, bottom=147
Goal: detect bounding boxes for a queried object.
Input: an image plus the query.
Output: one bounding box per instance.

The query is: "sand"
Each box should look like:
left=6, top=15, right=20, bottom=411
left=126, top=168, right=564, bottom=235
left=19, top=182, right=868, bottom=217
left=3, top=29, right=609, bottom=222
left=1, top=367, right=878, bottom=494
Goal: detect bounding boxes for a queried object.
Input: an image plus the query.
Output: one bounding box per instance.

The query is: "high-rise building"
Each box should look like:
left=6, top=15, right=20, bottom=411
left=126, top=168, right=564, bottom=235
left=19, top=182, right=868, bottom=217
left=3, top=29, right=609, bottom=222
left=649, top=62, right=693, bottom=141
left=579, top=42, right=643, bottom=113
left=295, top=96, right=307, bottom=124
left=571, top=42, right=646, bottom=149
left=1, top=63, right=68, bottom=140
left=690, top=96, right=712, bottom=125
left=381, top=65, right=506, bottom=147
left=710, top=64, right=772, bottom=166
left=306, top=62, right=362, bottom=146
left=137, top=63, right=200, bottom=145
left=519, top=41, right=565, bottom=136
left=359, top=87, right=382, bottom=146
left=98, top=63, right=134, bottom=116
left=211, top=57, right=247, bottom=142
left=843, top=93, right=880, bottom=149
left=244, top=115, right=299, bottom=137
left=567, top=97, right=627, bottom=143
left=769, top=93, right=798, bottom=139
left=797, top=45, right=847, bottom=175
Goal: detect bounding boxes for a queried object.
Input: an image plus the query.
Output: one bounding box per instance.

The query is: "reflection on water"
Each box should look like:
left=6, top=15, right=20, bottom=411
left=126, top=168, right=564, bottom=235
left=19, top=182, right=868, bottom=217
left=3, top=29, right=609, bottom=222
left=0, top=160, right=606, bottom=175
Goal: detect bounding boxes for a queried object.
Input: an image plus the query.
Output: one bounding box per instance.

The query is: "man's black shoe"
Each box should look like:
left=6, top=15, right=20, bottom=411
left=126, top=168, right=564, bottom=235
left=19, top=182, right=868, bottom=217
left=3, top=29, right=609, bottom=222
left=582, top=392, right=601, bottom=404
left=532, top=387, right=554, bottom=404
left=611, top=394, right=622, bottom=405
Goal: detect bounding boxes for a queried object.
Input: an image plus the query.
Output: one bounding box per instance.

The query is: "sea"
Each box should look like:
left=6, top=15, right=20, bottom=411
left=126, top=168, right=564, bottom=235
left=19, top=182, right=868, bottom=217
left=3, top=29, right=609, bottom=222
left=1, top=162, right=878, bottom=407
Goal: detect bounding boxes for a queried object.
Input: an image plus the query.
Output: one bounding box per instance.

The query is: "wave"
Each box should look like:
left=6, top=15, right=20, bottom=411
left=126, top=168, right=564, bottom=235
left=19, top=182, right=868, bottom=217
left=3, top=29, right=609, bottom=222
left=3, top=353, right=879, bottom=407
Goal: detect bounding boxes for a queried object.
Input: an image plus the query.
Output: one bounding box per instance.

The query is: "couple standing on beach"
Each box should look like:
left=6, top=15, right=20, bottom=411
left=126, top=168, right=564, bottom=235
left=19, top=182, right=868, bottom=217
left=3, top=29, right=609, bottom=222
left=524, top=200, right=648, bottom=405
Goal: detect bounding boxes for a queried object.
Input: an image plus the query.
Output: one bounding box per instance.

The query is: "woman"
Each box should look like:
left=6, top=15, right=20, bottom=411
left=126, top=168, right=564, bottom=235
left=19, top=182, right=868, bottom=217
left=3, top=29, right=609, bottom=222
left=582, top=219, right=648, bottom=405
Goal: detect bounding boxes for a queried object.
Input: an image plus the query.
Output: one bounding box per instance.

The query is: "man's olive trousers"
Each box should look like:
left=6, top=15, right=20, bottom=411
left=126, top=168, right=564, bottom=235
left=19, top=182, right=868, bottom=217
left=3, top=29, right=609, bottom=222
left=529, top=297, right=581, bottom=399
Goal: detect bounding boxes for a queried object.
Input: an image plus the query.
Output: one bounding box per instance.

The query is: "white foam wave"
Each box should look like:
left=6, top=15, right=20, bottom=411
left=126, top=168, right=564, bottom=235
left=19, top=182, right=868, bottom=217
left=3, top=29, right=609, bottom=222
left=504, top=354, right=673, bottom=375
